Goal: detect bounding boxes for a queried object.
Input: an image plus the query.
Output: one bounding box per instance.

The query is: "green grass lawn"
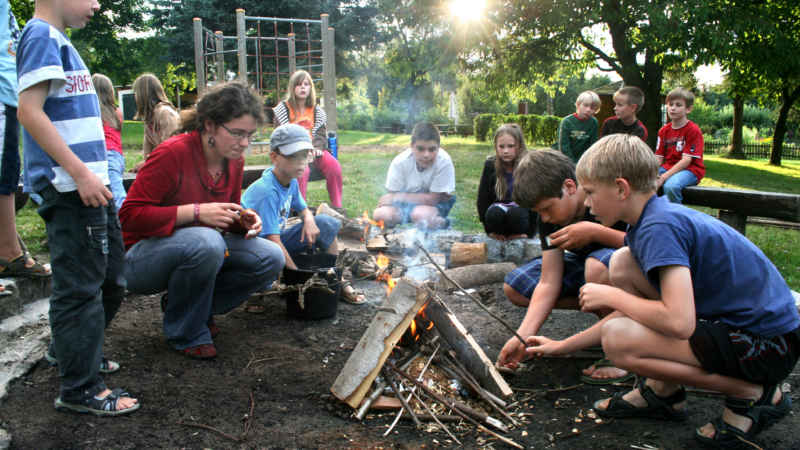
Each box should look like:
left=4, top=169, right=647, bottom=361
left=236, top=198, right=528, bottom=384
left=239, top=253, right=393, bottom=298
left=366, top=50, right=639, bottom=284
left=15, top=128, right=800, bottom=290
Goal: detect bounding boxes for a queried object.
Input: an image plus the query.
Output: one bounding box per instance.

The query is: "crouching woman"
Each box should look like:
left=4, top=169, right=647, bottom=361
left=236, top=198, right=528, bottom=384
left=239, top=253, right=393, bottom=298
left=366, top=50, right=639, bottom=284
left=120, top=82, right=284, bottom=359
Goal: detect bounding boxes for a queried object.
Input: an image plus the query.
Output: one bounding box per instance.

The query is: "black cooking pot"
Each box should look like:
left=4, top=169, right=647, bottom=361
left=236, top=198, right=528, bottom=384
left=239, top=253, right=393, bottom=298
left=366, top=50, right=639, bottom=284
left=283, top=253, right=341, bottom=320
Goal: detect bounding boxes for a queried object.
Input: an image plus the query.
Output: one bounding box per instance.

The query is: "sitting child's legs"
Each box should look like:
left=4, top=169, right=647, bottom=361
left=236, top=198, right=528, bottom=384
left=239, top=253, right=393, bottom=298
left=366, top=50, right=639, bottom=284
left=281, top=214, right=342, bottom=255
left=658, top=167, right=698, bottom=204
left=409, top=204, right=445, bottom=229
left=372, top=205, right=402, bottom=227
left=315, top=152, right=343, bottom=208
left=485, top=203, right=530, bottom=237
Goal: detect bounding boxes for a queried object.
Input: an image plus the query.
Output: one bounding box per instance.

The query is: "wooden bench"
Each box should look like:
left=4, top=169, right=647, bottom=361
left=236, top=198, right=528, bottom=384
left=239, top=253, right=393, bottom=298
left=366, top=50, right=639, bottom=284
left=681, top=186, right=800, bottom=234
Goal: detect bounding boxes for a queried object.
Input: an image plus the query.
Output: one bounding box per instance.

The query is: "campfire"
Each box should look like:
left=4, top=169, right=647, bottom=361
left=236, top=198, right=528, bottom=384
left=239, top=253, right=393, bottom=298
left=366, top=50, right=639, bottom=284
left=331, top=276, right=521, bottom=447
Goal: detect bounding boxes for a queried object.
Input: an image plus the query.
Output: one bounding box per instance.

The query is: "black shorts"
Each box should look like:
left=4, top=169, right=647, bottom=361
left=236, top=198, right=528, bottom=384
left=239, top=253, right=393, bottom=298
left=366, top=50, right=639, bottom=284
left=689, top=320, right=800, bottom=385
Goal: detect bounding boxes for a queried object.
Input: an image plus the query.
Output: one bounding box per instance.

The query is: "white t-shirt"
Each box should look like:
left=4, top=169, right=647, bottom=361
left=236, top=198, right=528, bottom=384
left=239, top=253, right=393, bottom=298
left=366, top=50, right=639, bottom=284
left=385, top=147, right=455, bottom=195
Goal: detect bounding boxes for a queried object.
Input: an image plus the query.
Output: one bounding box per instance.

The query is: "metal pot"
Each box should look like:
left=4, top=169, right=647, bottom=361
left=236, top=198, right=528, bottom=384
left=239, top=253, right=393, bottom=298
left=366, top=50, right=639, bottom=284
left=283, top=253, right=341, bottom=320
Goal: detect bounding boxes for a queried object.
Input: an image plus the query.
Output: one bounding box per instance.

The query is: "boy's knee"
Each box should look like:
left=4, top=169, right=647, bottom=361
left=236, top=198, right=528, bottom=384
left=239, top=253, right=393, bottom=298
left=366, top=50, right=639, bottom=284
left=608, top=247, right=635, bottom=285
left=503, top=283, right=530, bottom=307
left=584, top=257, right=609, bottom=284
left=600, top=317, right=635, bottom=353
left=372, top=207, right=398, bottom=225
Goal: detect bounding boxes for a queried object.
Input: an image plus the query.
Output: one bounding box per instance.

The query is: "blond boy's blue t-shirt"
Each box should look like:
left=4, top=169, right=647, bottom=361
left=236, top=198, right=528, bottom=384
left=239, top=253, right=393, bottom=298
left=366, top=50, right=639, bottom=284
left=241, top=167, right=307, bottom=237
left=17, top=18, right=108, bottom=194
left=626, top=195, right=799, bottom=337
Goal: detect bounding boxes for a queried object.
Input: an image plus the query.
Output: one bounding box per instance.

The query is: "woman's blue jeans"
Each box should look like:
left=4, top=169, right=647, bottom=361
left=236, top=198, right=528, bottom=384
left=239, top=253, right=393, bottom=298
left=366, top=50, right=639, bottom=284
left=124, top=227, right=284, bottom=349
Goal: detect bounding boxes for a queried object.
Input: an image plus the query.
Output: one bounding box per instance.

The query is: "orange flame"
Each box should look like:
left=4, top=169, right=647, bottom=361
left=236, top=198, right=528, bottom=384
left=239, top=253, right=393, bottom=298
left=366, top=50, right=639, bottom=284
left=407, top=302, right=433, bottom=342
left=376, top=253, right=389, bottom=269
left=362, top=211, right=384, bottom=230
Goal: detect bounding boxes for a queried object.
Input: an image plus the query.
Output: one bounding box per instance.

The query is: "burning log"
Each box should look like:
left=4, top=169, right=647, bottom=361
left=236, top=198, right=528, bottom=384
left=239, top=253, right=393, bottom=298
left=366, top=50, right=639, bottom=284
left=316, top=203, right=371, bottom=241
left=448, top=242, right=487, bottom=268
left=424, top=297, right=513, bottom=399
left=366, top=235, right=388, bottom=252
left=435, top=262, right=517, bottom=291
left=330, top=279, right=430, bottom=409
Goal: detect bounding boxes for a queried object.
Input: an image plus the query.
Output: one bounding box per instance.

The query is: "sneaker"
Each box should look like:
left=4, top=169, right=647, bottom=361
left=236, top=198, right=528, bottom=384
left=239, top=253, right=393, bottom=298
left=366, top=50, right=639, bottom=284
left=179, top=343, right=217, bottom=359
left=44, top=352, right=121, bottom=374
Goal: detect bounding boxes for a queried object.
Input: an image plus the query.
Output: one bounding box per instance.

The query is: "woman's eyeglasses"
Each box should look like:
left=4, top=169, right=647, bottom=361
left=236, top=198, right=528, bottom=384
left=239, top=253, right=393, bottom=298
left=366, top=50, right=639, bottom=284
left=220, top=123, right=257, bottom=141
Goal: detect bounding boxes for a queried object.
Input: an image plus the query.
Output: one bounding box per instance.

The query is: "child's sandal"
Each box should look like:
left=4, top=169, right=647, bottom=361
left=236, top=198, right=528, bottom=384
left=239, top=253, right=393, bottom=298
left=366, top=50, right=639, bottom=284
left=595, top=376, right=688, bottom=421
left=694, top=384, right=791, bottom=448
left=341, top=281, right=366, bottom=305
left=55, top=388, right=140, bottom=416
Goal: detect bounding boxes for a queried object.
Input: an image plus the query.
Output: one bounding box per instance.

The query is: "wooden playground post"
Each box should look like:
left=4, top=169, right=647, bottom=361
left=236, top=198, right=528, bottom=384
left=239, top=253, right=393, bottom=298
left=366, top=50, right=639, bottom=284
left=288, top=33, right=296, bottom=76
left=236, top=9, right=247, bottom=83
left=321, top=14, right=337, bottom=132
left=193, top=18, right=206, bottom=95
left=214, top=31, right=225, bottom=83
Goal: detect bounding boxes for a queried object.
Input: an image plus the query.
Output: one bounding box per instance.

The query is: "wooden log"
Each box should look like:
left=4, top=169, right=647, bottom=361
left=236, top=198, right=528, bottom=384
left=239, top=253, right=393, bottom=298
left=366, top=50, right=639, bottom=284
left=317, top=203, right=370, bottom=241
left=448, top=242, right=487, bottom=268
left=330, top=279, right=429, bottom=409
left=435, top=262, right=516, bottom=291
left=366, top=235, right=388, bottom=252
left=425, top=297, right=513, bottom=399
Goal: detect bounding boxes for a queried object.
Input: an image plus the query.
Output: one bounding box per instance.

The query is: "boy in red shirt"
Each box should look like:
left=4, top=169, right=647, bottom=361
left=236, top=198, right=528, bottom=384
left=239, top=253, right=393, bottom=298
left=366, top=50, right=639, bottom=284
left=655, top=88, right=704, bottom=204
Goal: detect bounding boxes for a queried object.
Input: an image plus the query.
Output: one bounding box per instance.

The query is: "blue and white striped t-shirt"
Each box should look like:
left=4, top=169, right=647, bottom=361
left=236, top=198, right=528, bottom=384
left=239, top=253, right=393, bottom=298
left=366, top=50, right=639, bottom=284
left=17, top=18, right=108, bottom=194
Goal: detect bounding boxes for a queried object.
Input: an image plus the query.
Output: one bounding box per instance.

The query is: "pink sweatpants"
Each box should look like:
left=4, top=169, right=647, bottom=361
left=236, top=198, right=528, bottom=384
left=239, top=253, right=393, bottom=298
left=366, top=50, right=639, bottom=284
left=298, top=151, right=343, bottom=208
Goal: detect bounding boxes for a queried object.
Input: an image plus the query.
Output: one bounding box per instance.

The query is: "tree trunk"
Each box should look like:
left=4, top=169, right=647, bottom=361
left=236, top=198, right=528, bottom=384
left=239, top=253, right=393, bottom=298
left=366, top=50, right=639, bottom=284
left=728, top=96, right=746, bottom=159
left=771, top=83, right=800, bottom=166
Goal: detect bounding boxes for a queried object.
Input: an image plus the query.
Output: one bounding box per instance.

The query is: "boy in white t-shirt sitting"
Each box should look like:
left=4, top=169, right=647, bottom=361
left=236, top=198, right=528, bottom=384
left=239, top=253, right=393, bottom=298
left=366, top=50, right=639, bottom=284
left=373, top=122, right=456, bottom=230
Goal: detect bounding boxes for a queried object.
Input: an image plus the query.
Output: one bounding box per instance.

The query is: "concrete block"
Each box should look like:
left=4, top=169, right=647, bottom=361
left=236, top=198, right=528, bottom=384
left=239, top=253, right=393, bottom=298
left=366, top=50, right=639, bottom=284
left=486, top=239, right=504, bottom=263
left=0, top=277, right=51, bottom=321
left=523, top=239, right=542, bottom=262
left=504, top=239, right=526, bottom=264
left=432, top=230, right=464, bottom=253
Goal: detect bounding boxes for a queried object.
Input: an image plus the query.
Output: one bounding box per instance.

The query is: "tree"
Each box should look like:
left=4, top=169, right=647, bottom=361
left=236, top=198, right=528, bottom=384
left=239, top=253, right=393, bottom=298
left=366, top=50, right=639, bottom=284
left=11, top=0, right=149, bottom=85
left=694, top=0, right=800, bottom=165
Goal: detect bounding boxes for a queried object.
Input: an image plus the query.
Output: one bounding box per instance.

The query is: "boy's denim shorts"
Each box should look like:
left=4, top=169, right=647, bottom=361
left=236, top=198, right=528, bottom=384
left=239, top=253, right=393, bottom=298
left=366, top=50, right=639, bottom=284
left=280, top=214, right=341, bottom=257
left=690, top=321, right=800, bottom=386
left=0, top=104, right=20, bottom=196
left=392, top=195, right=457, bottom=224
left=504, top=247, right=615, bottom=299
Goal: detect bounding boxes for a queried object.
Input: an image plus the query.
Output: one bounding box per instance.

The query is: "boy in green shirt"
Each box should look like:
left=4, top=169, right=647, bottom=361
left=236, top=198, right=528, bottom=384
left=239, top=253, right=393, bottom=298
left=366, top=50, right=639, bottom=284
left=558, top=90, right=600, bottom=163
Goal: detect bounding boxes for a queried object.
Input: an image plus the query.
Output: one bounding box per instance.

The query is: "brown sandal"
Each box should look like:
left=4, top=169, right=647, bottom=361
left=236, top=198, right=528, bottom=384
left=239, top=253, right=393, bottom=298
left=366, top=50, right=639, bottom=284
left=0, top=235, right=51, bottom=278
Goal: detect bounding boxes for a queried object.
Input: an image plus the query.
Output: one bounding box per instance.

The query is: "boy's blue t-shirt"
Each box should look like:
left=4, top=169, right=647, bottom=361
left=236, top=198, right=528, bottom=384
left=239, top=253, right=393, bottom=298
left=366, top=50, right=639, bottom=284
left=626, top=195, right=799, bottom=337
left=0, top=3, right=20, bottom=107
left=241, top=167, right=307, bottom=237
left=17, top=18, right=108, bottom=194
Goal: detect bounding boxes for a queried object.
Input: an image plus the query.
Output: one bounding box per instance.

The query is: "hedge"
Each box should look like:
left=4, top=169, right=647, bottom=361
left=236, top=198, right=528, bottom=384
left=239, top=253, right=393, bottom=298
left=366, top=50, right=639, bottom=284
left=474, top=113, right=561, bottom=146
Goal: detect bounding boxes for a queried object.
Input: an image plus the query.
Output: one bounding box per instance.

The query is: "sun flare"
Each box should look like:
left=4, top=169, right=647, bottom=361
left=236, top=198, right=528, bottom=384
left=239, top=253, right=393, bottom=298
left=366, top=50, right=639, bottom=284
left=449, top=0, right=486, bottom=23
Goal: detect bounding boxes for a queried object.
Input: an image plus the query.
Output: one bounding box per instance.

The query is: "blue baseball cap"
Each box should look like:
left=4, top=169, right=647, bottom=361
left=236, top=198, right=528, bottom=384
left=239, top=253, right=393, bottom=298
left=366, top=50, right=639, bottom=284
left=270, top=124, right=314, bottom=156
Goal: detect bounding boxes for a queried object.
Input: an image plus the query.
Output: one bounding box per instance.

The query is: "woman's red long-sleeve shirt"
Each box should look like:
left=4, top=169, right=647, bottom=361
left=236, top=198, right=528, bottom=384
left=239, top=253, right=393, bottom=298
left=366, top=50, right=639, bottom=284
left=119, top=131, right=244, bottom=249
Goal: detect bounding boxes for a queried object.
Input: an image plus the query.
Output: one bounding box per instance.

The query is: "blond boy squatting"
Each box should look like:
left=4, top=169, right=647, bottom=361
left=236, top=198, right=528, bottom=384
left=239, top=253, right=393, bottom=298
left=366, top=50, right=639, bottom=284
left=533, top=134, right=798, bottom=447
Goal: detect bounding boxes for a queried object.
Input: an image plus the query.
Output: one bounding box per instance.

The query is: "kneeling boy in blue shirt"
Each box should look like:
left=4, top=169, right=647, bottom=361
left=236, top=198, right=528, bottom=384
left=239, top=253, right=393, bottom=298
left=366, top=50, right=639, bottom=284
left=242, top=124, right=364, bottom=304
left=565, top=134, right=800, bottom=448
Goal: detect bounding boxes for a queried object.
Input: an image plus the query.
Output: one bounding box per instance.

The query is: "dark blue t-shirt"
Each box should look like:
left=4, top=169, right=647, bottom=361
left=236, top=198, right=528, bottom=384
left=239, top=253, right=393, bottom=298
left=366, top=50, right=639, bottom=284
left=626, top=195, right=799, bottom=337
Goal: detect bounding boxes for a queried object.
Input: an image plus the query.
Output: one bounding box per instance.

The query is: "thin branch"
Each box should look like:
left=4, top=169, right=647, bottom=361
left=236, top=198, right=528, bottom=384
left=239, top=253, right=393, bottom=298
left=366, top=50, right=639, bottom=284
left=177, top=421, right=242, bottom=443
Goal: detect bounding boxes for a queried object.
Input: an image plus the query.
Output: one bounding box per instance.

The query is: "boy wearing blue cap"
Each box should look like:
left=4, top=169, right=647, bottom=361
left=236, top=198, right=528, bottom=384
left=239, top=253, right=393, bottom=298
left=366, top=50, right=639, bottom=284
left=242, top=124, right=365, bottom=304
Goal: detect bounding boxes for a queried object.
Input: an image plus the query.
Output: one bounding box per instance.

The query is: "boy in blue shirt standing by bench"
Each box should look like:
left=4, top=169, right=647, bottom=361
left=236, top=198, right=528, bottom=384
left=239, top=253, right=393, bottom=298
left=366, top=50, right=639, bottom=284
left=568, top=134, right=799, bottom=448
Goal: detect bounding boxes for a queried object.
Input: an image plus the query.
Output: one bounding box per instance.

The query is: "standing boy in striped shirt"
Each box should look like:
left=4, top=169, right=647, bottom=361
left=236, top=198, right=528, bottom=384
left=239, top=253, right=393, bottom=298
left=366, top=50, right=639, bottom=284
left=17, top=0, right=139, bottom=415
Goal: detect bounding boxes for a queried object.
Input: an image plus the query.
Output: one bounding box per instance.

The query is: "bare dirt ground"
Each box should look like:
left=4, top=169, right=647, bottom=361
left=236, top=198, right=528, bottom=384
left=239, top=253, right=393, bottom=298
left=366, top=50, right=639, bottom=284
left=2, top=275, right=800, bottom=449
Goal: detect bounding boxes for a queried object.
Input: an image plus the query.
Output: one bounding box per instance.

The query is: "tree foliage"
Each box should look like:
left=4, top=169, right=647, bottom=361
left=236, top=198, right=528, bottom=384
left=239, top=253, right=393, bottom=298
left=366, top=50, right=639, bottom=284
left=693, top=0, right=800, bottom=165
left=483, top=0, right=709, bottom=148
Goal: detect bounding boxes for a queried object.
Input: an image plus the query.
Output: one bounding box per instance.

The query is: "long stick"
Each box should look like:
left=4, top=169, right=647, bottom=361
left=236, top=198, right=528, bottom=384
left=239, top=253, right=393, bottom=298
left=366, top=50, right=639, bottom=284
left=386, top=361, right=509, bottom=434
left=381, top=366, right=421, bottom=428
left=416, top=243, right=529, bottom=348
left=384, top=344, right=440, bottom=436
